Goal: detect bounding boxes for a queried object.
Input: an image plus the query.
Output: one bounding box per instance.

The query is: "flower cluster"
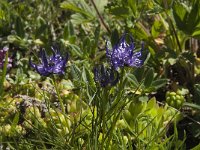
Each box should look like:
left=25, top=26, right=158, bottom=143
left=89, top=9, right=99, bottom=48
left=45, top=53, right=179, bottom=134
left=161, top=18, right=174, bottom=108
left=106, top=33, right=145, bottom=70
left=29, top=34, right=147, bottom=88
left=0, top=47, right=12, bottom=69
left=29, top=47, right=68, bottom=76
left=93, top=65, right=119, bottom=87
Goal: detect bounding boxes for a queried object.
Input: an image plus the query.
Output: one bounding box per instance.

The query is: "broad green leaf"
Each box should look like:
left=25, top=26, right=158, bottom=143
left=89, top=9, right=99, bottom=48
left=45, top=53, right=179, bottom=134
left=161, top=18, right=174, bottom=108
left=35, top=24, right=47, bottom=39
left=144, top=68, right=154, bottom=88
left=152, top=79, right=168, bottom=89
left=28, top=71, right=41, bottom=80
left=173, top=2, right=188, bottom=32
left=15, top=16, right=25, bottom=38
left=134, top=67, right=145, bottom=82
left=126, top=73, right=139, bottom=87
left=151, top=20, right=163, bottom=38
left=68, top=36, right=76, bottom=44
left=82, top=66, right=87, bottom=83
left=60, top=79, right=74, bottom=90
left=138, top=96, right=148, bottom=102
left=130, top=22, right=149, bottom=40
left=71, top=13, right=94, bottom=25
left=60, top=1, right=86, bottom=15
left=7, top=35, right=28, bottom=48
left=110, top=6, right=130, bottom=17
left=0, top=9, right=6, bottom=20
left=168, top=58, right=177, bottom=65
left=111, top=29, right=119, bottom=46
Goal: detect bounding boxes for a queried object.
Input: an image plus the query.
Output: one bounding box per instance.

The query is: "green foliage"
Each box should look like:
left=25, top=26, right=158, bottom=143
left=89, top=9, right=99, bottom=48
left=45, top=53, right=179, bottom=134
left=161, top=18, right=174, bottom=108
left=0, top=51, right=8, bottom=98
left=1, top=0, right=200, bottom=149
left=173, top=0, right=200, bottom=37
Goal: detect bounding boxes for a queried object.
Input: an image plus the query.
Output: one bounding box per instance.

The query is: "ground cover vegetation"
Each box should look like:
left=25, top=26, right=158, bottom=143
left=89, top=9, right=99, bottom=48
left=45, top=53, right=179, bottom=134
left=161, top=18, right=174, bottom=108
left=0, top=0, right=200, bottom=149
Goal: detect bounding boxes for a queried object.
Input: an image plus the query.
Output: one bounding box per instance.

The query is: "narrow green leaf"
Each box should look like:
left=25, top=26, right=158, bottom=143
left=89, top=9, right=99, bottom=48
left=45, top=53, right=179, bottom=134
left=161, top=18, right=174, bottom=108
left=68, top=21, right=74, bottom=36
left=128, top=0, right=137, bottom=17
left=70, top=64, right=81, bottom=80
left=11, top=112, right=20, bottom=130
left=183, top=102, right=200, bottom=110
left=192, top=28, right=200, bottom=37
left=187, top=0, right=200, bottom=33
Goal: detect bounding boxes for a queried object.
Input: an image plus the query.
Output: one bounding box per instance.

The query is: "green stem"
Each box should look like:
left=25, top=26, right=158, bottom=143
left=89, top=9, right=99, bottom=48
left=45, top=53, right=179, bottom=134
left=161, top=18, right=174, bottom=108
left=105, top=68, right=125, bottom=119
left=52, top=76, right=65, bottom=113
left=105, top=107, right=122, bottom=149
left=102, top=68, right=126, bottom=147
left=0, top=51, right=8, bottom=98
left=101, top=89, right=108, bottom=149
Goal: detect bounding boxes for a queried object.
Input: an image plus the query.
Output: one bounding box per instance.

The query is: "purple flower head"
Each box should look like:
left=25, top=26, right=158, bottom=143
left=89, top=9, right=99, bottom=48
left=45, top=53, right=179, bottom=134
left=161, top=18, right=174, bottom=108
left=93, top=65, right=119, bottom=87
left=0, top=47, right=12, bottom=69
left=106, top=33, right=146, bottom=70
left=29, top=47, right=68, bottom=76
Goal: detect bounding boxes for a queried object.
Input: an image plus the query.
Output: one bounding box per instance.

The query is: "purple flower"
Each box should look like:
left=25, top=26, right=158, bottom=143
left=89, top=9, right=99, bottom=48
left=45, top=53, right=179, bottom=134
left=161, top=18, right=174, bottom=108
left=93, top=65, right=119, bottom=87
left=0, top=47, right=12, bottom=69
left=106, top=33, right=146, bottom=70
left=29, top=47, right=68, bottom=76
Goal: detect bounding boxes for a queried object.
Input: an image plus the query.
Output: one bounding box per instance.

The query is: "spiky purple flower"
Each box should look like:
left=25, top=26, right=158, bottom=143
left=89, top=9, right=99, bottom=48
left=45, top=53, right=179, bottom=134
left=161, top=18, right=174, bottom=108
left=93, top=65, right=119, bottom=87
left=29, top=47, right=68, bottom=76
left=0, top=47, right=12, bottom=69
left=106, top=33, right=146, bottom=70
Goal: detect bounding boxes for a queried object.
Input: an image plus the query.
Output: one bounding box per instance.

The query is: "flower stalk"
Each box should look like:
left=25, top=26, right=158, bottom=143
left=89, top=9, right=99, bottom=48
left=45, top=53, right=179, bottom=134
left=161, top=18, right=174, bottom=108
left=52, top=76, right=65, bottom=113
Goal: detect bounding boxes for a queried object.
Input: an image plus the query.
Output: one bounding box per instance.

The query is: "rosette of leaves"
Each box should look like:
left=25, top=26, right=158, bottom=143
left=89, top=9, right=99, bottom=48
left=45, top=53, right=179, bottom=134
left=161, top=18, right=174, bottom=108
left=122, top=97, right=183, bottom=149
